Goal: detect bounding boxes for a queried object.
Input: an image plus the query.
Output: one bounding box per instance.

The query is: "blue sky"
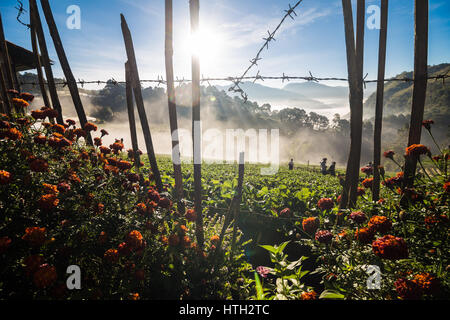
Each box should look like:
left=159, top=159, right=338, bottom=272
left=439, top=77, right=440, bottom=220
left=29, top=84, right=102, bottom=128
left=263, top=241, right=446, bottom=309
left=1, top=0, right=449, bottom=89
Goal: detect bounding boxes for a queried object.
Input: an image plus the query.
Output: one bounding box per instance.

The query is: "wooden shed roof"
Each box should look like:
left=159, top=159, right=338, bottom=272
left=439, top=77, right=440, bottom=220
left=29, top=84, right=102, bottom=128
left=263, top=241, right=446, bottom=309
left=6, top=41, right=52, bottom=72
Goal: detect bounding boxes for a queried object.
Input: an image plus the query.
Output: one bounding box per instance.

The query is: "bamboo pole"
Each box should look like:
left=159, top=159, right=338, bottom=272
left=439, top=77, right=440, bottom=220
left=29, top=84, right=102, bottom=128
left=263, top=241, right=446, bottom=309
left=165, top=0, right=184, bottom=213
left=404, top=0, right=429, bottom=188
left=40, top=0, right=91, bottom=141
left=0, top=12, right=16, bottom=91
left=231, top=152, right=245, bottom=253
left=340, top=0, right=365, bottom=209
left=29, top=0, right=63, bottom=125
left=125, top=61, right=141, bottom=172
left=120, top=14, right=163, bottom=192
left=190, top=0, right=204, bottom=249
left=29, top=2, right=51, bottom=109
left=372, top=0, right=389, bottom=201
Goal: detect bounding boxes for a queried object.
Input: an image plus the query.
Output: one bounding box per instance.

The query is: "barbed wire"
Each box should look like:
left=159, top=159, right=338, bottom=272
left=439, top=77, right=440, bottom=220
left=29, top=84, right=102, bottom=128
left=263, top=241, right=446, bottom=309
left=15, top=0, right=30, bottom=28
left=228, top=0, right=305, bottom=102
left=18, top=72, right=449, bottom=89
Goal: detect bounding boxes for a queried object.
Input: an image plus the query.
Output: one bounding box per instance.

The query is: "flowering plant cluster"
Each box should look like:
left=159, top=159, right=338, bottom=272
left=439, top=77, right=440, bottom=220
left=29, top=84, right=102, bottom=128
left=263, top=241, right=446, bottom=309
left=0, top=107, right=252, bottom=300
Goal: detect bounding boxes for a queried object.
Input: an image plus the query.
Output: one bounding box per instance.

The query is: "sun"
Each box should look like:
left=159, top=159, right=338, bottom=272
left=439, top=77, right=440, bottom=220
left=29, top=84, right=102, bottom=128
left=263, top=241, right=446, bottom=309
left=183, top=25, right=224, bottom=69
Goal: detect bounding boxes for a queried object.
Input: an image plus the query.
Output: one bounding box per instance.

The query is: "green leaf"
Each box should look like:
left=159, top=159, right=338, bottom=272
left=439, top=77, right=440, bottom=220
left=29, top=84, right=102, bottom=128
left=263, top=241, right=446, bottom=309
left=319, top=290, right=345, bottom=300
left=254, top=272, right=265, bottom=300
left=277, top=241, right=290, bottom=254
left=259, top=244, right=278, bottom=254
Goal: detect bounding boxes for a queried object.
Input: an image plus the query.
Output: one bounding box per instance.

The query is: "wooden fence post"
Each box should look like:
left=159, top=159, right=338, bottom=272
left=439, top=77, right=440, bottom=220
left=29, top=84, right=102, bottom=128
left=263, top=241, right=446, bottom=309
left=125, top=61, right=141, bottom=172
left=165, top=0, right=184, bottom=213
left=372, top=0, right=389, bottom=201
left=340, top=0, right=365, bottom=209
left=190, top=0, right=204, bottom=249
left=217, top=152, right=245, bottom=253
left=120, top=14, right=163, bottom=192
left=29, top=3, right=51, bottom=110
left=404, top=0, right=429, bottom=188
left=231, top=152, right=245, bottom=254
left=40, top=0, right=92, bottom=142
left=29, top=0, right=63, bottom=124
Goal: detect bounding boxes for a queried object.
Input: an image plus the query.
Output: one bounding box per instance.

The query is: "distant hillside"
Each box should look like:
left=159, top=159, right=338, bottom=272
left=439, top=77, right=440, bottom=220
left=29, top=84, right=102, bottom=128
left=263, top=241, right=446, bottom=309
left=283, top=82, right=348, bottom=99
left=364, top=64, right=450, bottom=126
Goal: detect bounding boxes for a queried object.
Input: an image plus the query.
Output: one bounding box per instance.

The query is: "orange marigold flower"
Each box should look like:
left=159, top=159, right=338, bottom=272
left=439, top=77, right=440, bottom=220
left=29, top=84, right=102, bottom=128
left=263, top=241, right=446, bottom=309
left=394, top=278, right=422, bottom=300
left=0, top=170, right=12, bottom=185
left=158, top=197, right=172, bottom=209
left=41, top=107, right=59, bottom=119
left=362, top=178, right=374, bottom=189
left=300, top=290, right=317, bottom=300
left=210, top=235, right=220, bottom=244
left=315, top=230, right=333, bottom=244
left=356, top=187, right=365, bottom=196
left=117, top=160, right=132, bottom=171
left=66, top=119, right=76, bottom=126
left=118, top=242, right=132, bottom=256
left=182, top=236, right=191, bottom=248
left=94, top=137, right=102, bottom=146
left=19, top=92, right=35, bottom=102
left=413, top=273, right=440, bottom=295
left=104, top=248, right=119, bottom=263
left=12, top=98, right=29, bottom=108
left=99, top=146, right=111, bottom=155
left=0, top=120, right=10, bottom=129
left=0, top=236, right=12, bottom=254
left=136, top=203, right=147, bottom=215
left=372, top=235, right=408, bottom=260
left=368, top=215, right=392, bottom=233
left=148, top=189, right=160, bottom=204
left=7, top=127, right=22, bottom=140
left=444, top=182, right=450, bottom=193
left=128, top=293, right=140, bottom=300
left=383, top=150, right=395, bottom=159
left=16, top=118, right=30, bottom=126
left=111, top=141, right=124, bottom=153
left=84, top=122, right=97, bottom=132
left=98, top=231, right=108, bottom=245
left=38, top=194, right=59, bottom=210
left=100, top=129, right=109, bottom=137
left=355, top=227, right=374, bottom=244
left=68, top=172, right=81, bottom=184
left=361, top=166, right=373, bottom=175
left=405, top=144, right=430, bottom=157
left=185, top=208, right=197, bottom=222
left=33, top=264, right=57, bottom=289
left=73, top=128, right=87, bottom=138
left=34, top=135, right=47, bottom=145
left=22, top=227, right=46, bottom=247
left=349, top=211, right=367, bottom=224
left=42, top=183, right=59, bottom=195
left=302, top=217, right=320, bottom=234
left=317, top=198, right=334, bottom=210
left=94, top=203, right=104, bottom=215
left=126, top=230, right=143, bottom=249
left=52, top=124, right=66, bottom=134
left=31, top=109, right=46, bottom=120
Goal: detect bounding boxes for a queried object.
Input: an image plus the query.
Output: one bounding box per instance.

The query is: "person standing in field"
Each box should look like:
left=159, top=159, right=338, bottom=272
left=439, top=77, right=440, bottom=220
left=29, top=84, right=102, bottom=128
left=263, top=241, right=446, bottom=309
left=320, top=158, right=328, bottom=175
left=328, top=161, right=336, bottom=176
left=288, top=159, right=294, bottom=171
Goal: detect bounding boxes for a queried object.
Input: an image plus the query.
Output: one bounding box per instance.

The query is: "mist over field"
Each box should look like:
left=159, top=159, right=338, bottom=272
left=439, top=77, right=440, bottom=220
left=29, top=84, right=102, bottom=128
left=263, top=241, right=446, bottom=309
left=22, top=63, right=449, bottom=170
